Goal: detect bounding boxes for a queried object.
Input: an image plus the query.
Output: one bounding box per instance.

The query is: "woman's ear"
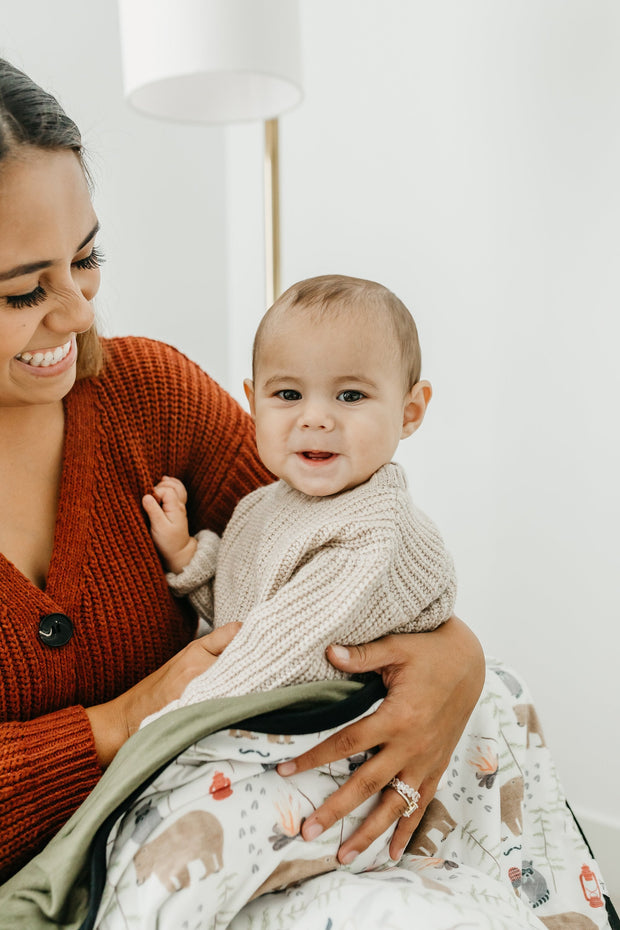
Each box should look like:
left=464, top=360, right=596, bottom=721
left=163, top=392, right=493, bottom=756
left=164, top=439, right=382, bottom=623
left=243, top=379, right=256, bottom=419
left=401, top=380, right=432, bottom=439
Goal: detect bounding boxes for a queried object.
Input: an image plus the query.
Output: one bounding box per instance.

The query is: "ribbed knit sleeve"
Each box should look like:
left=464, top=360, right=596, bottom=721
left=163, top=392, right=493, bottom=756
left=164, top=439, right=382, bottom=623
left=118, top=339, right=273, bottom=535
left=96, top=337, right=273, bottom=536
left=166, top=529, right=220, bottom=624
left=176, top=546, right=396, bottom=702
left=178, top=535, right=453, bottom=705
left=0, top=707, right=101, bottom=877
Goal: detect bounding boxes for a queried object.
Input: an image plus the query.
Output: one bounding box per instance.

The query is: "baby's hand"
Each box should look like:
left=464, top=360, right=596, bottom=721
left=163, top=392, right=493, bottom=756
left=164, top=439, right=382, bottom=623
left=142, top=476, right=197, bottom=574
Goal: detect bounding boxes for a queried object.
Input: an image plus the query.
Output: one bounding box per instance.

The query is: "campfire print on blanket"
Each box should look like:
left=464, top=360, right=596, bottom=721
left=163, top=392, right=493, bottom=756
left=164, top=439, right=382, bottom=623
left=93, top=661, right=613, bottom=930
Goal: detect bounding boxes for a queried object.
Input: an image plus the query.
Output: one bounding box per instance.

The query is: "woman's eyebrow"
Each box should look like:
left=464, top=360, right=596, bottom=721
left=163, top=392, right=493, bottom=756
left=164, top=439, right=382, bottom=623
left=0, top=259, right=51, bottom=282
left=0, top=221, right=100, bottom=282
left=77, top=221, right=100, bottom=251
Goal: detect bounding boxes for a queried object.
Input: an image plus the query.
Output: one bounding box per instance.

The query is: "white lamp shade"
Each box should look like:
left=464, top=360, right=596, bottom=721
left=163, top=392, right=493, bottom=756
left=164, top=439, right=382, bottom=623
left=117, top=0, right=303, bottom=123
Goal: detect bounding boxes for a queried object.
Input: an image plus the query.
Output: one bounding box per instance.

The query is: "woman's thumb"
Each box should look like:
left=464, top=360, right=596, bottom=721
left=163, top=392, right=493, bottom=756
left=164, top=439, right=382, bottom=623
left=326, top=642, right=369, bottom=672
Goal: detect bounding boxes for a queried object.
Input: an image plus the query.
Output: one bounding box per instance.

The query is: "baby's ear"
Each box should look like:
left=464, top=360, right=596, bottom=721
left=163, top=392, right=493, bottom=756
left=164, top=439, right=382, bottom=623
left=401, top=380, right=432, bottom=439
left=243, top=379, right=256, bottom=418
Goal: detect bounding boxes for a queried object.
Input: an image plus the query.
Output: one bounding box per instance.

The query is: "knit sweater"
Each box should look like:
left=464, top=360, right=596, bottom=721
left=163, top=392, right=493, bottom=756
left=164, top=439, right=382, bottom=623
left=163, top=463, right=456, bottom=709
left=0, top=336, right=272, bottom=883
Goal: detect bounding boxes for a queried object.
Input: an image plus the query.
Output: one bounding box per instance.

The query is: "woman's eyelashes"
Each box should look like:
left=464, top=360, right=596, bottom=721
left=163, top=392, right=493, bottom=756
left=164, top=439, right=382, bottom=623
left=6, top=285, right=46, bottom=310
left=73, top=245, right=105, bottom=271
left=4, top=246, right=104, bottom=308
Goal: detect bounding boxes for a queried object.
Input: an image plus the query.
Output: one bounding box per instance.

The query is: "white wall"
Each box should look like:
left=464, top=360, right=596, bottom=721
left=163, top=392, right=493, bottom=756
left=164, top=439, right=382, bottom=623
left=225, top=0, right=620, bottom=893
left=2, top=0, right=618, bottom=893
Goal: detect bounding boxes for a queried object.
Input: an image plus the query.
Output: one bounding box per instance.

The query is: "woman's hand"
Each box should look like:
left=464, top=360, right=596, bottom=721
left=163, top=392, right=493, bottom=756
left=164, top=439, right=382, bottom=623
left=277, top=616, right=485, bottom=863
left=85, top=622, right=241, bottom=767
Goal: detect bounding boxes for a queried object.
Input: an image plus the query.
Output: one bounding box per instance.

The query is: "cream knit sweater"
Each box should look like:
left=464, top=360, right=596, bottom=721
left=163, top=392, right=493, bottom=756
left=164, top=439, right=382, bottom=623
left=166, top=463, right=456, bottom=708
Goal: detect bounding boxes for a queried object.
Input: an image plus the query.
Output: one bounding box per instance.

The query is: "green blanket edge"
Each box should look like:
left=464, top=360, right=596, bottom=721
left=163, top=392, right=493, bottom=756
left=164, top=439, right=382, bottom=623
left=0, top=680, right=361, bottom=930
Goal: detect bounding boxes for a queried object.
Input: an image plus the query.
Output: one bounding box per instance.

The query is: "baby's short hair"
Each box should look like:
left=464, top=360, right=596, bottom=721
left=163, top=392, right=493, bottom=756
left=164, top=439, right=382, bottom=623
left=252, top=274, right=422, bottom=391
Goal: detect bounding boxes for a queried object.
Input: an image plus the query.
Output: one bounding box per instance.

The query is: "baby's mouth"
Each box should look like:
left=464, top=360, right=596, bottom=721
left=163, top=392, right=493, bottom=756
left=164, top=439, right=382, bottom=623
left=300, top=451, right=336, bottom=461
left=15, top=339, right=72, bottom=368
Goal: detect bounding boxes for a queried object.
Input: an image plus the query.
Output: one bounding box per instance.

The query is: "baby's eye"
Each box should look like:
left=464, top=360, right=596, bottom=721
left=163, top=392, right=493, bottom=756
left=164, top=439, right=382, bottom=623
left=276, top=389, right=301, bottom=401
left=337, top=390, right=365, bottom=403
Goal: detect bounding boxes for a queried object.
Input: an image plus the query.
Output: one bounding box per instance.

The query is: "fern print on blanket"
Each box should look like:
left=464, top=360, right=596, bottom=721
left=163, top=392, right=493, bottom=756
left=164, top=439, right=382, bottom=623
left=93, top=661, right=613, bottom=930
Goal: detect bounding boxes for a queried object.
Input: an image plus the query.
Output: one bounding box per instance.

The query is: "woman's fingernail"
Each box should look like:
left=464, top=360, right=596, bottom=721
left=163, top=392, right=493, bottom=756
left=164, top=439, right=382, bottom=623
left=340, top=849, right=358, bottom=865
left=329, top=644, right=349, bottom=663
left=277, top=761, right=297, bottom=776
left=304, top=821, right=323, bottom=840
left=391, top=846, right=405, bottom=862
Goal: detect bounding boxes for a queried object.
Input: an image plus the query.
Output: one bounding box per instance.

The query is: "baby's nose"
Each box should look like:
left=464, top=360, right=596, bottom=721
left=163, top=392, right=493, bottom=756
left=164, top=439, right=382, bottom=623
left=298, top=402, right=334, bottom=430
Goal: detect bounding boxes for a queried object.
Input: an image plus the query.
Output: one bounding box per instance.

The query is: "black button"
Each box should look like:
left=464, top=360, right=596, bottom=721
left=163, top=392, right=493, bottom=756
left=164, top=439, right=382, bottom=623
left=38, top=613, right=73, bottom=647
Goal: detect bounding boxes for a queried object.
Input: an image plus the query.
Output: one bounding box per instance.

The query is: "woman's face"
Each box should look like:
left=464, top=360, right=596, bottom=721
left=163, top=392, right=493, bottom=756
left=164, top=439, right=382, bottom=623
left=0, top=147, right=100, bottom=410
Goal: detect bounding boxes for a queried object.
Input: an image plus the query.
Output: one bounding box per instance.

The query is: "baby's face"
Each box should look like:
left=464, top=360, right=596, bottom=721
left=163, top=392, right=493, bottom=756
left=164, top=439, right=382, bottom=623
left=245, top=312, right=420, bottom=496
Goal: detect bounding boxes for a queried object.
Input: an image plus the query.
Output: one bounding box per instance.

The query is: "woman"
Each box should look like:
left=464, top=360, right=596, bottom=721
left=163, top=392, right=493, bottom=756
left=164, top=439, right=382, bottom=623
left=1, top=60, right=614, bottom=930
left=0, top=56, right=484, bottom=882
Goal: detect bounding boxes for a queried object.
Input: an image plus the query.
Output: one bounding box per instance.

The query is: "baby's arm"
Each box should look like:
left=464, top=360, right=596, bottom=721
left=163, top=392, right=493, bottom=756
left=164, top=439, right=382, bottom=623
left=176, top=487, right=455, bottom=703
left=143, top=477, right=221, bottom=625
left=392, top=502, right=457, bottom=633
left=174, top=543, right=385, bottom=705
left=142, top=476, right=197, bottom=573
left=407, top=570, right=457, bottom=631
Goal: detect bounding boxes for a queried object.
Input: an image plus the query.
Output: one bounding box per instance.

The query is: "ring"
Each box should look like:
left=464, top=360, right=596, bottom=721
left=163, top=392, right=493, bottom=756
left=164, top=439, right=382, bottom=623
left=388, top=777, right=421, bottom=817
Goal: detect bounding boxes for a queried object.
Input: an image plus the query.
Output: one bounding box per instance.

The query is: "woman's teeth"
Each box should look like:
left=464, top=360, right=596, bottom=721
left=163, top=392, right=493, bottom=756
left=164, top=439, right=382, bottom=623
left=15, top=339, right=72, bottom=367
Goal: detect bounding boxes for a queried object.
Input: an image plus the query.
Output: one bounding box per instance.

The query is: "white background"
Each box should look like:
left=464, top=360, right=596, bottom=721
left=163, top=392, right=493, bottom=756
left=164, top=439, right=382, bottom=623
left=1, top=0, right=618, bottom=894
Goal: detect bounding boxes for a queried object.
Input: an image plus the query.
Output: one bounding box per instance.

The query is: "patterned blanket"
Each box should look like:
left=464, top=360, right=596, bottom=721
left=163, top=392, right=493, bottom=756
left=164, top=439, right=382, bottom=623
left=0, top=663, right=616, bottom=930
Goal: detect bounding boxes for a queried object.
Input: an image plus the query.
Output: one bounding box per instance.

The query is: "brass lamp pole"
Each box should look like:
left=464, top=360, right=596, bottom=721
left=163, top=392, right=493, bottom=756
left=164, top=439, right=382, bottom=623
left=264, top=118, right=281, bottom=307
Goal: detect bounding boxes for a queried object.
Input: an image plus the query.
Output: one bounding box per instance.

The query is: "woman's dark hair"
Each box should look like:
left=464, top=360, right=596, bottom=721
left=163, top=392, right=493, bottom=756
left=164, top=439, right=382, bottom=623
left=0, top=58, right=83, bottom=157
left=0, top=58, right=103, bottom=378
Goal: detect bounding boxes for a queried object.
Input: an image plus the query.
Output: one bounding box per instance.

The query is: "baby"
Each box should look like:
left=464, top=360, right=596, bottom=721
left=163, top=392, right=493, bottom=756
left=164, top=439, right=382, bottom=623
left=143, top=274, right=456, bottom=712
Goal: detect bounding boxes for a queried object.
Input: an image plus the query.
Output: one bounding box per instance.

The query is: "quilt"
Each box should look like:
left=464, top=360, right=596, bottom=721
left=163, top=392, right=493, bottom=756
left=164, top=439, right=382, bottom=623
left=0, top=662, right=616, bottom=930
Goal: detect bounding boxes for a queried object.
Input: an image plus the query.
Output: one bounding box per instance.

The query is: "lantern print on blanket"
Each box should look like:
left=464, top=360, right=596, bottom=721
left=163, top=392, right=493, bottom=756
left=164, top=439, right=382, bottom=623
left=93, top=660, right=613, bottom=930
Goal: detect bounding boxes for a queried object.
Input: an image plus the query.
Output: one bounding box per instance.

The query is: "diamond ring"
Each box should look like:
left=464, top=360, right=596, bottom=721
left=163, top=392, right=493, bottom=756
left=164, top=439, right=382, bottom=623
left=388, top=776, right=421, bottom=817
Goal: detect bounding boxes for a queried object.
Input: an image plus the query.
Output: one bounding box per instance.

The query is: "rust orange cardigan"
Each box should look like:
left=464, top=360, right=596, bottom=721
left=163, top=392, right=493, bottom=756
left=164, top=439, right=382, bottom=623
left=0, top=337, right=272, bottom=882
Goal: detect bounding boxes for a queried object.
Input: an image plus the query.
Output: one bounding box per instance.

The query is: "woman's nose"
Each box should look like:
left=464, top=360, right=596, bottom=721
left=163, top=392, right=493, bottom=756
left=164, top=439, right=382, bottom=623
left=43, top=280, right=95, bottom=335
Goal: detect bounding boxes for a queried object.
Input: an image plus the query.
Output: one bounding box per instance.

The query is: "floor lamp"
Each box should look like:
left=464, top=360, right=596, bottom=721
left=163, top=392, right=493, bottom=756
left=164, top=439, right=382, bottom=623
left=117, top=0, right=303, bottom=307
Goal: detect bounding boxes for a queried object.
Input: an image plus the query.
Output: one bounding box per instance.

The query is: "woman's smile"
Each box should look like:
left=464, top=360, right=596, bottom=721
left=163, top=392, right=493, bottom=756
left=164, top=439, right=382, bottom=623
left=15, top=338, right=72, bottom=367
left=12, top=336, right=77, bottom=377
